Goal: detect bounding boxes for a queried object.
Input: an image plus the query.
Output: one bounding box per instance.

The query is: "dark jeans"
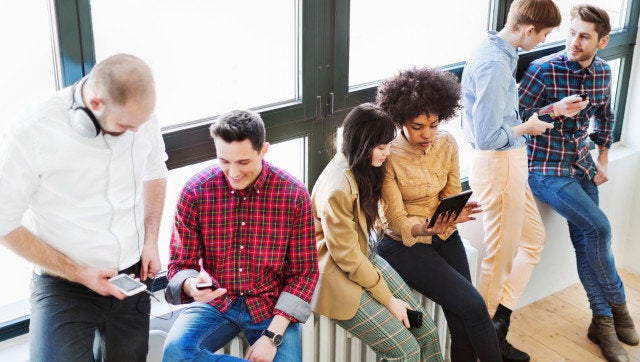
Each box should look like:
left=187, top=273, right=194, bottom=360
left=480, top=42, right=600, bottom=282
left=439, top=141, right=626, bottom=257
left=529, top=173, right=626, bottom=316
left=377, top=231, right=501, bottom=362
left=29, top=264, right=150, bottom=362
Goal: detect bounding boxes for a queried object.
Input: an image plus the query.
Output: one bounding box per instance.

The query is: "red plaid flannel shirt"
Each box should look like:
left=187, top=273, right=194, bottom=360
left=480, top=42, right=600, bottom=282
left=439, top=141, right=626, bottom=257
left=168, top=161, right=319, bottom=323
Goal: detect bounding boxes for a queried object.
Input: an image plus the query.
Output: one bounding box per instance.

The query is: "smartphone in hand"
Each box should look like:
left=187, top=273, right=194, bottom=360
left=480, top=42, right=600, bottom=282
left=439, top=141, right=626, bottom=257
left=406, top=309, right=423, bottom=328
left=195, top=282, right=218, bottom=291
left=108, top=274, right=148, bottom=296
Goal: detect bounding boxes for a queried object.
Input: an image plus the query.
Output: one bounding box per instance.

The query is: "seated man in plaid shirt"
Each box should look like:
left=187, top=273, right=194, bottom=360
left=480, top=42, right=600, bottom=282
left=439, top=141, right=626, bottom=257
left=519, top=4, right=638, bottom=362
left=163, top=109, right=319, bottom=362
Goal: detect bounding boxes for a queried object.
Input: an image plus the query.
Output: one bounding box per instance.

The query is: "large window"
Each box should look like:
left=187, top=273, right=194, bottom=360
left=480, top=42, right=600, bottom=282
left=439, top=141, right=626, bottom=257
left=0, top=1, right=57, bottom=326
left=545, top=0, right=629, bottom=44
left=91, top=0, right=301, bottom=129
left=349, top=0, right=491, bottom=88
left=1, top=0, right=638, bottom=341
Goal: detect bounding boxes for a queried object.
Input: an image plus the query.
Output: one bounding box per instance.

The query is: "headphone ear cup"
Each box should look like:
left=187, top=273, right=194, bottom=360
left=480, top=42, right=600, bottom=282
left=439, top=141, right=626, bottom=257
left=69, top=106, right=101, bottom=138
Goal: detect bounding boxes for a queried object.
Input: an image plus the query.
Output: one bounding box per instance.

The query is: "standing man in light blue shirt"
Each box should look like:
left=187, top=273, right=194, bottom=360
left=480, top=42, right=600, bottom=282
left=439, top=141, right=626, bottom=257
left=460, top=1, right=562, bottom=361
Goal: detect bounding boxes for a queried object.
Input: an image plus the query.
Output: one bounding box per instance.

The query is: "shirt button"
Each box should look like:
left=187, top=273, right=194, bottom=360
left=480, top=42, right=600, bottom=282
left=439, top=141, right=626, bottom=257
left=243, top=197, right=246, bottom=200
left=241, top=222, right=246, bottom=226
left=240, top=292, right=244, bottom=296
left=239, top=268, right=243, bottom=272
left=240, top=245, right=244, bottom=249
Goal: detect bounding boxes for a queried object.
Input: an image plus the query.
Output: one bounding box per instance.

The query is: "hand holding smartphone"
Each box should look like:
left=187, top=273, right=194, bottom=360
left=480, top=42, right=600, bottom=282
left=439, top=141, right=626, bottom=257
left=108, top=274, right=147, bottom=296
left=195, top=282, right=218, bottom=291
left=406, top=309, right=423, bottom=328
left=579, top=93, right=588, bottom=101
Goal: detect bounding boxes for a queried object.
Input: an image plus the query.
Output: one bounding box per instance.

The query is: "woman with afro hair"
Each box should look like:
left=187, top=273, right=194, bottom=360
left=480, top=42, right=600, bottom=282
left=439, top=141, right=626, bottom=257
left=376, top=67, right=501, bottom=361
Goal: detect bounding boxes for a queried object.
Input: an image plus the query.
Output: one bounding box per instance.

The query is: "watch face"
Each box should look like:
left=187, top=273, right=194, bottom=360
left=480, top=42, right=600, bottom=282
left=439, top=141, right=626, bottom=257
left=272, top=334, right=283, bottom=347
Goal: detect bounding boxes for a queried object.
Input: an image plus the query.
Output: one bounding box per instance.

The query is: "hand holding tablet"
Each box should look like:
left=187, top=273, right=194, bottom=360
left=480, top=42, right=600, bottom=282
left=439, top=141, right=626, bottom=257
left=426, top=190, right=474, bottom=228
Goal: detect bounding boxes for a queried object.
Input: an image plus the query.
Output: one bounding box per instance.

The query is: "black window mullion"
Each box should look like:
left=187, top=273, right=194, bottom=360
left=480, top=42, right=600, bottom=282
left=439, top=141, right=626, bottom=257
left=55, top=0, right=94, bottom=87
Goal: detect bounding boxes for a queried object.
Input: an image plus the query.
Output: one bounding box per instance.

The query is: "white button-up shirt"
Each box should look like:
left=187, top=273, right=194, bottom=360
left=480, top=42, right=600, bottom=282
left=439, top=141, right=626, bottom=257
left=0, top=86, right=168, bottom=270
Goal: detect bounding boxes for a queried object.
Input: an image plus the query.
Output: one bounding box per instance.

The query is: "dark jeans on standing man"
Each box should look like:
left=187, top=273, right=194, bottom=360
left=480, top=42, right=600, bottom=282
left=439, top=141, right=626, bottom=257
left=377, top=231, right=501, bottom=362
left=29, top=263, right=151, bottom=362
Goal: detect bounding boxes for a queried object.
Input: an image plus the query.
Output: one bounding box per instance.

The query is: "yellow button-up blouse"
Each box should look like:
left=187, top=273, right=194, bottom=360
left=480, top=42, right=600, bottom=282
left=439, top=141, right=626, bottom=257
left=381, top=130, right=461, bottom=246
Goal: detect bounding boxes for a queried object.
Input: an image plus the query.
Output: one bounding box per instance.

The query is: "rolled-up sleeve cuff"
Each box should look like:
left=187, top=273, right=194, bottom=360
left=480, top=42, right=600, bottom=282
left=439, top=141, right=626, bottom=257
left=502, top=126, right=516, bottom=148
left=143, top=164, right=168, bottom=182
left=0, top=221, right=20, bottom=237
left=274, top=292, right=313, bottom=323
left=165, top=269, right=199, bottom=305
left=589, top=133, right=611, bottom=148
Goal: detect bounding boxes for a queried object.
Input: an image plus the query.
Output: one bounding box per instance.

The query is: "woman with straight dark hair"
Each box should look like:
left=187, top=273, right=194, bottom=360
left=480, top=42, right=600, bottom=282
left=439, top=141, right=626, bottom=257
left=311, top=103, right=443, bottom=361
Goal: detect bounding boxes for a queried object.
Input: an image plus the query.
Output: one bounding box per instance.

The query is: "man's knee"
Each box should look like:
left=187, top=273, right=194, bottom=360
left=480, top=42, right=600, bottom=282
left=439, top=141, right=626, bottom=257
left=162, top=333, right=197, bottom=362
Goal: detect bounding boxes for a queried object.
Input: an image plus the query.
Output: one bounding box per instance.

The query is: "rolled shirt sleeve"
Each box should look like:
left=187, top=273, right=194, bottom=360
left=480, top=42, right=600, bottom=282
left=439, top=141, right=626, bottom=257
left=141, top=115, right=168, bottom=181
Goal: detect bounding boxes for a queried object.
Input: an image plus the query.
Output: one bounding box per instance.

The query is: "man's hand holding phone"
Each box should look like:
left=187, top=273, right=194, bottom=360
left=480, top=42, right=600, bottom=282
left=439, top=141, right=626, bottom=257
left=73, top=266, right=129, bottom=300
left=185, top=270, right=227, bottom=302
left=553, top=94, right=589, bottom=118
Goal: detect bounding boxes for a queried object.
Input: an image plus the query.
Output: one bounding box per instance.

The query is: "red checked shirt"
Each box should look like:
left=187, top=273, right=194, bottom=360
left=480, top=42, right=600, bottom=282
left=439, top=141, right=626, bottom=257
left=168, top=160, right=319, bottom=323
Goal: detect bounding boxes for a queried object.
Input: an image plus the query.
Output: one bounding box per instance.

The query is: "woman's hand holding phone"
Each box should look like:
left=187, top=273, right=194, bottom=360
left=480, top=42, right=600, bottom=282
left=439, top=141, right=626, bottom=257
left=385, top=297, right=411, bottom=328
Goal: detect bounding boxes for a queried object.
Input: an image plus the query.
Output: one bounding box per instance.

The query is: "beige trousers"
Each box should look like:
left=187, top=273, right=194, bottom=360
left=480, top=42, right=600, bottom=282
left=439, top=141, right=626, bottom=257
left=469, top=147, right=545, bottom=316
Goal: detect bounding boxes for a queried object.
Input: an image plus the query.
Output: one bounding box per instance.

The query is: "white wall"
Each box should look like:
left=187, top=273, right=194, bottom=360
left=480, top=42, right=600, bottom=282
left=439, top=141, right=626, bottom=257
left=619, top=26, right=640, bottom=275
left=458, top=26, right=640, bottom=307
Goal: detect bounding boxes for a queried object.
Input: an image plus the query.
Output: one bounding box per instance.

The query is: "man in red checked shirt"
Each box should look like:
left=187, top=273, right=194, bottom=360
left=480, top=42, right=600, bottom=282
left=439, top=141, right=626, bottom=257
left=162, top=109, right=319, bottom=362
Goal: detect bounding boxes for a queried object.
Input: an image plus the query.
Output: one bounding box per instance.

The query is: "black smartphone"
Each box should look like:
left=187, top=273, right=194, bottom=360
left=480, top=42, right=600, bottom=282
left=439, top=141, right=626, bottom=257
left=406, top=309, right=423, bottom=328
left=579, top=93, right=588, bottom=101
left=196, top=282, right=218, bottom=291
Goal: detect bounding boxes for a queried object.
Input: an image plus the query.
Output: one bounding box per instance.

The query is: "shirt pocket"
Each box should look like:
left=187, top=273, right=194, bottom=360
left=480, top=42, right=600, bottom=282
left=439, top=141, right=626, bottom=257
left=429, top=169, right=448, bottom=194
left=585, top=92, right=608, bottom=118
left=397, top=176, right=428, bottom=201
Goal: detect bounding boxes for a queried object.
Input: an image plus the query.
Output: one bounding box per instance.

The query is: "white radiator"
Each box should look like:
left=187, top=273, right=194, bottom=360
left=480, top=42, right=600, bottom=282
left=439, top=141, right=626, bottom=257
left=149, top=240, right=478, bottom=362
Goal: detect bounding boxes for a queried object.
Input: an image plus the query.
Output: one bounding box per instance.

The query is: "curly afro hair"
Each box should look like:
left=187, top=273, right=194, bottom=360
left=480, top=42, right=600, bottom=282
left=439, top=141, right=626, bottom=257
left=376, top=67, right=461, bottom=128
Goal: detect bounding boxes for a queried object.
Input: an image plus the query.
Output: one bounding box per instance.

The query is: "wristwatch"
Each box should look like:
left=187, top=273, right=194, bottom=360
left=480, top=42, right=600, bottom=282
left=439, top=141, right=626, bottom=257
left=261, top=329, right=283, bottom=347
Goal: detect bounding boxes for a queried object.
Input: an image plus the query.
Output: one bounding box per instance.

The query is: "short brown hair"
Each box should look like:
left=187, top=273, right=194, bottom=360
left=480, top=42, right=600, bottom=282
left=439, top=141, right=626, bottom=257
left=570, top=4, right=611, bottom=39
left=506, top=0, right=561, bottom=32
left=210, top=110, right=265, bottom=152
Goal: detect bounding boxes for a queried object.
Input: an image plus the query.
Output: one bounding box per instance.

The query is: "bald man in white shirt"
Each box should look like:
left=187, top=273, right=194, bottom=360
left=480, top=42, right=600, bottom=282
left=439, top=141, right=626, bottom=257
left=0, top=54, right=168, bottom=361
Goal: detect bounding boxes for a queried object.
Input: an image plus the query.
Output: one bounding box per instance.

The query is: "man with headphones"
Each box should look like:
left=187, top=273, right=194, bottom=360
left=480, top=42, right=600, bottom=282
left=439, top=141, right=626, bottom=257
left=0, top=54, right=168, bottom=361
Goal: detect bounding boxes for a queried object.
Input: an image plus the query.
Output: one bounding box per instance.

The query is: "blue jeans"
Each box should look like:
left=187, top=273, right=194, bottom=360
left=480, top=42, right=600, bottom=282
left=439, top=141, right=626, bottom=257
left=528, top=173, right=626, bottom=316
left=162, top=299, right=301, bottom=362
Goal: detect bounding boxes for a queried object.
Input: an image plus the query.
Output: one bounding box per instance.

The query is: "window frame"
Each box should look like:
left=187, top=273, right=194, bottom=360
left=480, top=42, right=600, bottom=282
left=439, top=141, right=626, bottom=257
left=1, top=0, right=638, bottom=342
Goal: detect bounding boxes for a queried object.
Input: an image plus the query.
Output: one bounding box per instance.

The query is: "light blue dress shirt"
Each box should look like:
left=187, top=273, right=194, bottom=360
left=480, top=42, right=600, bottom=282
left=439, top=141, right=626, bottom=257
left=461, top=34, right=525, bottom=151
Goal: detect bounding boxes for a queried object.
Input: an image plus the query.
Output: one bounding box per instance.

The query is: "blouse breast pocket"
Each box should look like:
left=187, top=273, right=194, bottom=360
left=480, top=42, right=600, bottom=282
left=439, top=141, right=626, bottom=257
left=398, top=176, right=428, bottom=201
left=429, top=169, right=448, bottom=194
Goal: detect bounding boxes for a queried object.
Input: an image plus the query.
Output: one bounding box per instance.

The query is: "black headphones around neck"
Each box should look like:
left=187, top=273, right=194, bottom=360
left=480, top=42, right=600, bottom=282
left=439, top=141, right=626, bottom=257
left=68, top=78, right=102, bottom=138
